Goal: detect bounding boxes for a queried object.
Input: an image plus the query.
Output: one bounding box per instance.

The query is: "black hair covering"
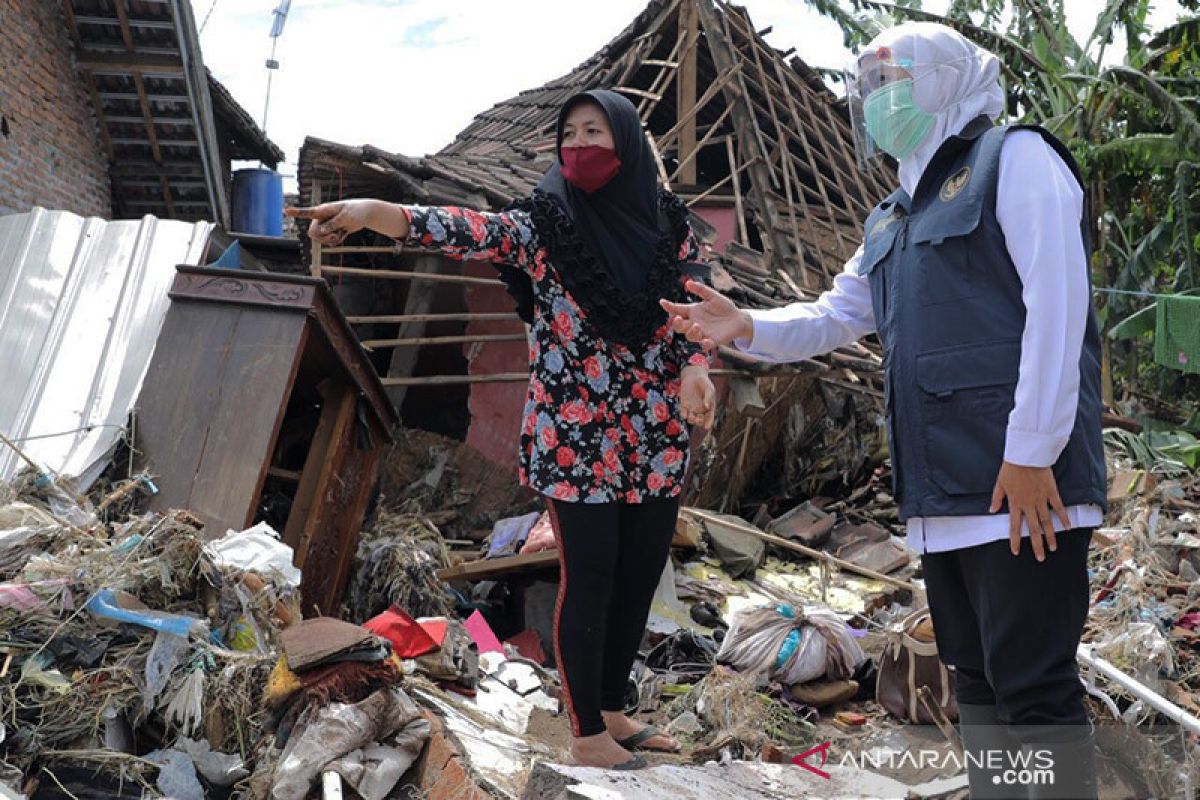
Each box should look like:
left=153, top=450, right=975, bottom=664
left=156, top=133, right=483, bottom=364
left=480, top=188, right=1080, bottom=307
left=498, top=89, right=697, bottom=346
left=538, top=89, right=663, bottom=294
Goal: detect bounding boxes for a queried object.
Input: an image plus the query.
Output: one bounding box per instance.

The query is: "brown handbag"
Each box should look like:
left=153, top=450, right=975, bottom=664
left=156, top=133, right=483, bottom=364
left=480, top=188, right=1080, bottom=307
left=875, top=608, right=958, bottom=724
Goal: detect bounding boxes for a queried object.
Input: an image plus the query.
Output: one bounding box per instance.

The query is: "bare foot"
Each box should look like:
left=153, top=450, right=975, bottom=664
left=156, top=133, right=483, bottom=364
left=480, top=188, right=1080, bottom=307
left=570, top=731, right=639, bottom=768
left=601, top=710, right=680, bottom=752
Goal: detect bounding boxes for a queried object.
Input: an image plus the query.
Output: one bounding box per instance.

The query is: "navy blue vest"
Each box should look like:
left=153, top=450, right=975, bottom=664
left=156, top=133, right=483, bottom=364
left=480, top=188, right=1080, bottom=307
left=858, top=118, right=1108, bottom=520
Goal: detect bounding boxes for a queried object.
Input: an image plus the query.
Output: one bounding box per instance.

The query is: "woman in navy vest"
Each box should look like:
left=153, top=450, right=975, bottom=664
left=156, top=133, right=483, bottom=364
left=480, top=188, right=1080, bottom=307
left=663, top=22, right=1104, bottom=800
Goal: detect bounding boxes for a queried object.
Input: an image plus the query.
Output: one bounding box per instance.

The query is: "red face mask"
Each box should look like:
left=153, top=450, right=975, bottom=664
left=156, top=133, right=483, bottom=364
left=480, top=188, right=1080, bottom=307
left=560, top=145, right=621, bottom=193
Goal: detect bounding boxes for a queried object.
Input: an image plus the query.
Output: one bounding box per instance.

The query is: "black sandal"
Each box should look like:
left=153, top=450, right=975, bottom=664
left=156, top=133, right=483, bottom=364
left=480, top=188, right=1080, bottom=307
left=610, top=754, right=649, bottom=770
left=616, top=724, right=679, bottom=753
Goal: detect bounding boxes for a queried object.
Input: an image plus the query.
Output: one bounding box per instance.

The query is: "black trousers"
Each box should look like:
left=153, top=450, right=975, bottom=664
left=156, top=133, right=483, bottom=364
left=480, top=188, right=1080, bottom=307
left=547, top=497, right=678, bottom=737
left=922, top=528, right=1093, bottom=741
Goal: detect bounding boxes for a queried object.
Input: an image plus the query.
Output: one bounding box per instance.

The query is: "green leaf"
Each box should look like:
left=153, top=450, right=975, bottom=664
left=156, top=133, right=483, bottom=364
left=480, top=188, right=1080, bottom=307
left=1108, top=302, right=1157, bottom=340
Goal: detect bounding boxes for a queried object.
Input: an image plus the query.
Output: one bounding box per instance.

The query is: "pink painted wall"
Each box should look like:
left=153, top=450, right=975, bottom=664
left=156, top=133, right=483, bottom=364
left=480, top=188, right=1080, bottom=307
left=462, top=259, right=528, bottom=471
left=693, top=203, right=737, bottom=253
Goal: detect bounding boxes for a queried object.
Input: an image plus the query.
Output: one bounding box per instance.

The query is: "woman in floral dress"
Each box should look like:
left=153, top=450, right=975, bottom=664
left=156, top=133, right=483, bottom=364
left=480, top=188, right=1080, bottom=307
left=289, top=89, right=715, bottom=769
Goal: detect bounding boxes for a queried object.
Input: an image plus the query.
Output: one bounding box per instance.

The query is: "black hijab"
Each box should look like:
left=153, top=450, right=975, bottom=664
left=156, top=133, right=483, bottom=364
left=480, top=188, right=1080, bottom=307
left=540, top=89, right=662, bottom=294
left=499, top=89, right=695, bottom=347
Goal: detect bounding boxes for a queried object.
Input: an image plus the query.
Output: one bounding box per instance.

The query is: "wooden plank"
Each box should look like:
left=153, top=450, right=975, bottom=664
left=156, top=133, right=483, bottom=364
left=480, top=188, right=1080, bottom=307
left=436, top=550, right=560, bottom=582
left=322, top=246, right=401, bottom=254
left=656, top=63, right=743, bottom=149
left=364, top=333, right=526, bottom=349
left=382, top=367, right=803, bottom=389
left=646, top=131, right=672, bottom=190
left=682, top=507, right=916, bottom=590
left=75, top=50, right=184, bottom=73
left=187, top=309, right=307, bottom=532
left=309, top=180, right=322, bottom=276
left=677, top=0, right=700, bottom=185
left=382, top=372, right=529, bottom=387
left=725, top=136, right=749, bottom=244
left=111, top=0, right=136, bottom=50
left=385, top=254, right=441, bottom=411
left=267, top=466, right=302, bottom=482
left=137, top=303, right=303, bottom=536
left=284, top=380, right=350, bottom=558
left=291, top=382, right=380, bottom=615
left=347, top=312, right=520, bottom=324
left=670, top=102, right=734, bottom=184
left=696, top=0, right=791, bottom=263
left=137, top=304, right=244, bottom=527
left=320, top=266, right=502, bottom=287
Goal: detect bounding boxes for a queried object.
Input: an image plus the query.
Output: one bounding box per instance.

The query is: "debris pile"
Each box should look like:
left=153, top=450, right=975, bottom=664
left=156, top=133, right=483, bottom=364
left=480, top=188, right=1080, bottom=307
left=0, top=475, right=296, bottom=797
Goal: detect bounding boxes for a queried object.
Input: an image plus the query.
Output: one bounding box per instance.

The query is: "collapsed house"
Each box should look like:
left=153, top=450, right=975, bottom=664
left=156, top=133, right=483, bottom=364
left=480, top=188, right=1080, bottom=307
left=296, top=0, right=892, bottom=515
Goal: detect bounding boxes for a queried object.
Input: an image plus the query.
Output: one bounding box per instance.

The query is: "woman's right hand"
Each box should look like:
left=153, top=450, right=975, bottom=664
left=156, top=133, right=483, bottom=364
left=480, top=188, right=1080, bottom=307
left=285, top=199, right=383, bottom=246
left=660, top=281, right=753, bottom=351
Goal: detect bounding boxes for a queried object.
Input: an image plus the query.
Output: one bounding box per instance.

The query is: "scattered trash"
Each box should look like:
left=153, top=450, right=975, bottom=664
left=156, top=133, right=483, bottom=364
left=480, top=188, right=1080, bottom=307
left=205, top=521, right=302, bottom=587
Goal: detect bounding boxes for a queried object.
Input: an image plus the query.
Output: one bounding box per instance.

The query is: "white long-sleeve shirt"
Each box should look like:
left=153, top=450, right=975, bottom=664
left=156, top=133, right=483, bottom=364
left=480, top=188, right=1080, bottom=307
left=734, top=131, right=1104, bottom=553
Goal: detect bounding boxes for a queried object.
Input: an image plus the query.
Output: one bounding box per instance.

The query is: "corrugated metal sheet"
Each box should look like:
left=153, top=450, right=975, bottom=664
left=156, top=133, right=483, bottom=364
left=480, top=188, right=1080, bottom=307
left=0, top=208, right=212, bottom=486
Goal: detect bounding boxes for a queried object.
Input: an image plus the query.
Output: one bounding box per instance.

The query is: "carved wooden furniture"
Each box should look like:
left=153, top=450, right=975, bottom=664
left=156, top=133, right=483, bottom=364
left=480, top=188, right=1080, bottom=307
left=136, top=266, right=398, bottom=615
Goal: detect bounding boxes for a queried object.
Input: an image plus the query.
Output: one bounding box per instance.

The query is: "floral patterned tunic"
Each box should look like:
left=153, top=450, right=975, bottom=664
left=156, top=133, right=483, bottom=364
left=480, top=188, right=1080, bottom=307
left=400, top=204, right=710, bottom=504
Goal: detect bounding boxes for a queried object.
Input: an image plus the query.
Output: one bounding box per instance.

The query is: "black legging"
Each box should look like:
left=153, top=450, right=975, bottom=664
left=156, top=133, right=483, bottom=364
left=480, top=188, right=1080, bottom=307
left=547, top=497, right=679, bottom=737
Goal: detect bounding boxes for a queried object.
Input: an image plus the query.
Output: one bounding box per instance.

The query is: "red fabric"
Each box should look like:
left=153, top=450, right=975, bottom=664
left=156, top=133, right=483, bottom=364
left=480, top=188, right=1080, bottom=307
left=560, top=145, right=621, bottom=193
left=546, top=501, right=581, bottom=736
left=504, top=629, right=547, bottom=665
left=363, top=606, right=438, bottom=658
left=418, top=618, right=449, bottom=647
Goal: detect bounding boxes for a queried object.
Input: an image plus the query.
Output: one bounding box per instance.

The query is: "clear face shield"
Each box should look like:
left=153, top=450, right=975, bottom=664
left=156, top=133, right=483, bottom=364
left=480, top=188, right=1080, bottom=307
left=844, top=46, right=915, bottom=169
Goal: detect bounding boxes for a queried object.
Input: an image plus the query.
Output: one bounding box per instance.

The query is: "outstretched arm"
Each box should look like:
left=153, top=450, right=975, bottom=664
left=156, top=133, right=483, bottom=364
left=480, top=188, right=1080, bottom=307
left=287, top=199, right=541, bottom=274
left=660, top=246, right=876, bottom=364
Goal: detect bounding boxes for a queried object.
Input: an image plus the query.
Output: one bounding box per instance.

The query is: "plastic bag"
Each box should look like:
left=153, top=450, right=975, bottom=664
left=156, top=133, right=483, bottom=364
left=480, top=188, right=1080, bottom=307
left=205, top=521, right=301, bottom=587
left=144, top=631, right=190, bottom=715
left=716, top=604, right=865, bottom=685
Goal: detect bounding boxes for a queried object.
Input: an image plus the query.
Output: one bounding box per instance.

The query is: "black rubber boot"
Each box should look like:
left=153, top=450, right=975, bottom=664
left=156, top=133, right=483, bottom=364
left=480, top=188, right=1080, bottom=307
left=1022, top=731, right=1098, bottom=800
left=958, top=703, right=1026, bottom=799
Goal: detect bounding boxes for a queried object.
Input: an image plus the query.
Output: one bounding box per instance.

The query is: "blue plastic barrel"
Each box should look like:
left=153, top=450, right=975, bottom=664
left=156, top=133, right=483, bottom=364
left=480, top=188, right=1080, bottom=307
left=232, top=167, right=284, bottom=236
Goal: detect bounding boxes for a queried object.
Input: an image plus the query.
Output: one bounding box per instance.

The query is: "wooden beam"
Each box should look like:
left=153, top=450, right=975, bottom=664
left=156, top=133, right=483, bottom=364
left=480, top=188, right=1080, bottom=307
left=725, top=136, right=749, bottom=244
left=646, top=131, right=671, bottom=190
left=363, top=333, right=526, bottom=349
left=670, top=102, right=734, bottom=184
left=696, top=0, right=791, bottom=264
left=682, top=507, right=915, bottom=589
left=685, top=151, right=759, bottom=207
left=308, top=181, right=323, bottom=276
left=322, top=245, right=402, bottom=254
left=614, top=86, right=662, bottom=102
left=436, top=550, right=559, bottom=582
left=75, top=51, right=184, bottom=73
left=319, top=266, right=503, bottom=287
left=677, top=0, right=701, bottom=184
left=347, top=312, right=520, bottom=324
left=656, top=63, right=743, bottom=149
left=75, top=14, right=175, bottom=29
left=384, top=255, right=441, bottom=411
left=111, top=1, right=137, bottom=50
left=382, top=372, right=529, bottom=387
left=133, top=74, right=163, bottom=161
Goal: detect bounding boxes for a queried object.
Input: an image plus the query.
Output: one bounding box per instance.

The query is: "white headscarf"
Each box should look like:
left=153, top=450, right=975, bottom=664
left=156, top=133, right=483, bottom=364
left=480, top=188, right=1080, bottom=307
left=864, top=22, right=1006, bottom=196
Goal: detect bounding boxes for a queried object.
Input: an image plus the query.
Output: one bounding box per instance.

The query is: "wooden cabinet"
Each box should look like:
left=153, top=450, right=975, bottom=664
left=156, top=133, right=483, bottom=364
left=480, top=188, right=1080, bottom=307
left=136, top=266, right=398, bottom=615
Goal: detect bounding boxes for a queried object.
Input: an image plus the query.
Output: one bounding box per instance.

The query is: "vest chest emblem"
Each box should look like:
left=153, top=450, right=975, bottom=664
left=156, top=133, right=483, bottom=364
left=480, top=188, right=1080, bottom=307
left=940, top=166, right=971, bottom=202
left=868, top=212, right=899, bottom=238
